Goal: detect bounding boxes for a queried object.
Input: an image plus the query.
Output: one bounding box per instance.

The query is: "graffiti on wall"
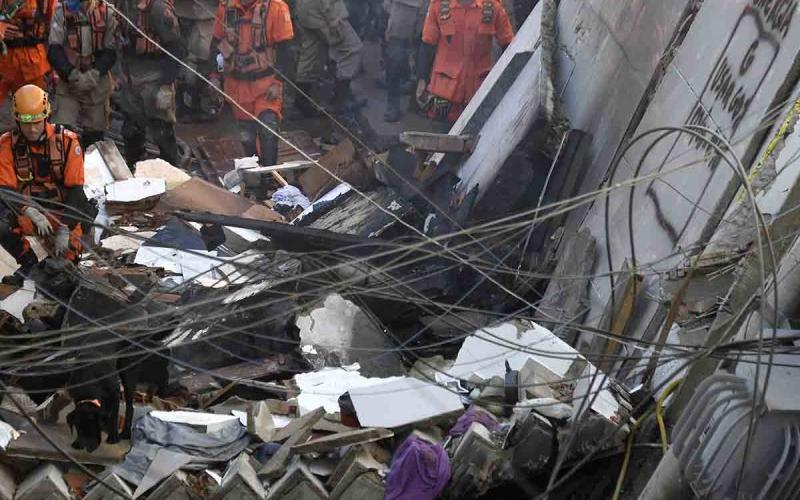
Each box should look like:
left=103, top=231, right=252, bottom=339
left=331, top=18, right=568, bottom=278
left=644, top=1, right=795, bottom=246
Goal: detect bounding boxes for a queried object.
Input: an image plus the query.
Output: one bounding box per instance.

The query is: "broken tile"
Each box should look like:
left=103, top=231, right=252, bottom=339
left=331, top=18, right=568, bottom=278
left=266, top=458, right=328, bottom=500
left=213, top=454, right=266, bottom=500
left=328, top=446, right=386, bottom=500
left=83, top=473, right=133, bottom=500
left=0, top=463, right=15, bottom=500
left=14, top=464, right=70, bottom=500
left=146, top=470, right=193, bottom=500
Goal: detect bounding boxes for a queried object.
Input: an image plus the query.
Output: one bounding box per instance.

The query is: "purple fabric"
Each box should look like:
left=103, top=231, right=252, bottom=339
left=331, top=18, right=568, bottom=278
left=448, top=407, right=501, bottom=437
left=385, top=436, right=451, bottom=500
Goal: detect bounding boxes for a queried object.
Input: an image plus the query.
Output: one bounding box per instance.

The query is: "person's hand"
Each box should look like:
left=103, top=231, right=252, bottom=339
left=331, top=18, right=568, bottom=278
left=155, top=85, right=174, bottom=111
left=53, top=225, right=69, bottom=256
left=266, top=82, right=282, bottom=101
left=67, top=69, right=81, bottom=91
left=208, top=73, right=222, bottom=90
left=83, top=69, right=100, bottom=89
left=0, top=22, right=22, bottom=41
left=415, top=79, right=428, bottom=108
left=23, top=207, right=53, bottom=236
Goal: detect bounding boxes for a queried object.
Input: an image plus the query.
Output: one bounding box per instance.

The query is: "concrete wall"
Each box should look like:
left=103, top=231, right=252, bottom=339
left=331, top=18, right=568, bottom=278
left=547, top=0, right=800, bottom=350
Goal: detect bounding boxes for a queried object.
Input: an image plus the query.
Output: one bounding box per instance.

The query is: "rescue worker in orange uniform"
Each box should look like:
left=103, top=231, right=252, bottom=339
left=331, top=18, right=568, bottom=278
left=210, top=0, right=294, bottom=171
left=0, top=0, right=57, bottom=103
left=0, top=85, right=89, bottom=285
left=416, top=0, right=513, bottom=123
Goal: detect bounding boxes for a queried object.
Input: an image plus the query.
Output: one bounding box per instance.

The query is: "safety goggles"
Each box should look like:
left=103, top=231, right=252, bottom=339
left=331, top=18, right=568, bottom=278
left=15, top=112, right=47, bottom=124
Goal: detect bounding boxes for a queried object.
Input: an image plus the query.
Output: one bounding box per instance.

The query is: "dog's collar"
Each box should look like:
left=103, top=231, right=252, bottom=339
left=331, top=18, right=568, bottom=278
left=76, top=399, right=101, bottom=408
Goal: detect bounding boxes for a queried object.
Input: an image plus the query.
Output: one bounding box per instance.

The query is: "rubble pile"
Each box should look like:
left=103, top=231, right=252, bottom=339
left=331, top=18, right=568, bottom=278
left=0, top=130, right=633, bottom=499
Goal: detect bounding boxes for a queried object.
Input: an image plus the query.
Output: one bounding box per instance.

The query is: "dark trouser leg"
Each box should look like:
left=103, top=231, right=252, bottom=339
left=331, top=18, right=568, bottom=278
left=122, top=115, right=147, bottom=169
left=238, top=120, right=258, bottom=158
left=0, top=213, right=38, bottom=285
left=294, top=82, right=321, bottom=117
left=257, top=110, right=279, bottom=168
left=384, top=37, right=409, bottom=122
left=149, top=119, right=179, bottom=167
left=81, top=130, right=105, bottom=150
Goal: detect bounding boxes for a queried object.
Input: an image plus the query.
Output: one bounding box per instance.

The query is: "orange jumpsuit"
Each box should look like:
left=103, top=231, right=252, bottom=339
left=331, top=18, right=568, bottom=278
left=212, top=0, right=294, bottom=121
left=0, top=0, right=57, bottom=102
left=422, top=0, right=513, bottom=122
left=0, top=123, right=85, bottom=262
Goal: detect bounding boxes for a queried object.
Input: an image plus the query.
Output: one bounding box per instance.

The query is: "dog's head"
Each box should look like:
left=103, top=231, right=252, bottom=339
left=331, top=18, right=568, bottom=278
left=66, top=400, right=103, bottom=452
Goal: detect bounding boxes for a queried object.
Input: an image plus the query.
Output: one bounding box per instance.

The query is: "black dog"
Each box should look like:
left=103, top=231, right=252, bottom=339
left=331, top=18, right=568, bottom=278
left=62, top=281, right=172, bottom=452
left=65, top=349, right=169, bottom=452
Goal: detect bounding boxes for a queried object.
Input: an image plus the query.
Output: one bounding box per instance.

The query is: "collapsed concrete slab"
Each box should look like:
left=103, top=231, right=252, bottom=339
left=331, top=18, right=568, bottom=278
left=296, top=294, right=404, bottom=377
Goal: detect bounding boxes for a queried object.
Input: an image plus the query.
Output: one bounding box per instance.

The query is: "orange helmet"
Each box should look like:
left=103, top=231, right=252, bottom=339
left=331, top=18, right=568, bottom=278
left=12, top=85, right=51, bottom=124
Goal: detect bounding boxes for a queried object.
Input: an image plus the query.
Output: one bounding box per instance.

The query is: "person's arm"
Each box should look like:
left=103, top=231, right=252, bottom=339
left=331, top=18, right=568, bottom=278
left=61, top=133, right=89, bottom=230
left=494, top=0, right=514, bottom=49
left=47, top=0, right=74, bottom=79
left=150, top=0, right=186, bottom=84
left=92, top=7, right=118, bottom=74
left=208, top=2, right=225, bottom=73
left=269, top=0, right=294, bottom=80
left=417, top=2, right=438, bottom=81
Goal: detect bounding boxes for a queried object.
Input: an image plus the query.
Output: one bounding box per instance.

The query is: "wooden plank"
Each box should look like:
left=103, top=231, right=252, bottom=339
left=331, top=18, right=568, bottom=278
left=291, top=428, right=393, bottom=454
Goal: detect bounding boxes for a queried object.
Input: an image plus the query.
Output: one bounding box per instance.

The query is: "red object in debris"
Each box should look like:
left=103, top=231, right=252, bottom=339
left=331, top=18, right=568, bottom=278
left=338, top=392, right=360, bottom=428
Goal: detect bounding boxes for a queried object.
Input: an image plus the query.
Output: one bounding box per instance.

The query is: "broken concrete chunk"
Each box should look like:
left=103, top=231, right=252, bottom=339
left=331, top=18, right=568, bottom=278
left=14, top=463, right=70, bottom=500
left=328, top=446, right=387, bottom=500
left=507, top=412, right=555, bottom=476
left=291, top=428, right=393, bottom=455
left=349, top=377, right=464, bottom=428
left=83, top=473, right=133, bottom=500
left=266, top=458, right=328, bottom=500
left=296, top=295, right=404, bottom=377
left=0, top=463, right=15, bottom=500
left=146, top=471, right=193, bottom=500
left=134, top=159, right=191, bottom=190
left=213, top=454, right=266, bottom=500
left=449, top=423, right=498, bottom=499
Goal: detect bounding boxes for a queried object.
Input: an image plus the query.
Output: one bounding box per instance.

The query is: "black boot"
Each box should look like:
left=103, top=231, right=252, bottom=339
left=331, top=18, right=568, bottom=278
left=257, top=112, right=279, bottom=167
left=384, top=94, right=402, bottom=123
left=333, top=79, right=366, bottom=113
left=150, top=120, right=179, bottom=167
left=2, top=251, right=38, bottom=287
